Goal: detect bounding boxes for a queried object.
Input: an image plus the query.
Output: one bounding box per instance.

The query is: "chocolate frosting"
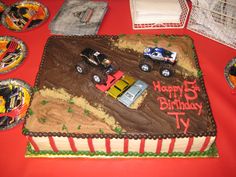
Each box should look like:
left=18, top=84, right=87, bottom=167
left=28, top=35, right=216, bottom=138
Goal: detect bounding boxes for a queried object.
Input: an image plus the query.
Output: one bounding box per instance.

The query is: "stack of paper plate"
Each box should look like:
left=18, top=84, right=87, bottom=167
left=130, top=0, right=189, bottom=29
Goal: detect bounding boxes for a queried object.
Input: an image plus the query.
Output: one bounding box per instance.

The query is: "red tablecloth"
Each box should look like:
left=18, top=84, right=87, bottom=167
left=0, top=1, right=236, bottom=177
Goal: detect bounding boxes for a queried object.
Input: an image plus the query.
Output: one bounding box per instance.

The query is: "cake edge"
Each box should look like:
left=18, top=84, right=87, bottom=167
left=22, top=35, right=217, bottom=156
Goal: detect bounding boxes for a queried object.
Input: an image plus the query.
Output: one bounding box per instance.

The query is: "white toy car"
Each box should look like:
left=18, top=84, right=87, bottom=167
left=118, top=80, right=148, bottom=108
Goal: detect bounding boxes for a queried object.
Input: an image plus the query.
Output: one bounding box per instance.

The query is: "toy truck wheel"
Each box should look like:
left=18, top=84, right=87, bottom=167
left=159, top=64, right=173, bottom=77
left=139, top=59, right=153, bottom=72
left=144, top=55, right=151, bottom=59
left=91, top=70, right=107, bottom=84
left=76, top=61, right=88, bottom=74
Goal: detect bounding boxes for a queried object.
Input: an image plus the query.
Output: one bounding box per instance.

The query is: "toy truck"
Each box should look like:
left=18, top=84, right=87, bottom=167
left=139, top=47, right=177, bottom=77
left=76, top=48, right=117, bottom=84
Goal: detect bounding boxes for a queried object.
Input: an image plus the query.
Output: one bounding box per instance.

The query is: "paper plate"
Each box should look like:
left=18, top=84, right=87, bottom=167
left=0, top=2, right=7, bottom=23
left=0, top=36, right=27, bottom=74
left=224, top=57, right=236, bottom=89
left=0, top=79, right=32, bottom=130
left=1, top=1, right=49, bottom=31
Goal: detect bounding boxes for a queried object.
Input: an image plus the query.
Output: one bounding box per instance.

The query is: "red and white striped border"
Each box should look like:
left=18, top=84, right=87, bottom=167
left=27, top=136, right=215, bottom=155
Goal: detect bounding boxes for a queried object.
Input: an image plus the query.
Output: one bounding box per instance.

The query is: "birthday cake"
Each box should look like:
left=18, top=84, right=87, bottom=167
left=23, top=34, right=217, bottom=158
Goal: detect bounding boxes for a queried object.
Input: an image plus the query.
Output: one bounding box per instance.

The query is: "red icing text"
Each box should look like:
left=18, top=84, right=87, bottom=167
left=158, top=97, right=202, bottom=115
left=167, top=112, right=190, bottom=134
left=153, top=80, right=202, bottom=134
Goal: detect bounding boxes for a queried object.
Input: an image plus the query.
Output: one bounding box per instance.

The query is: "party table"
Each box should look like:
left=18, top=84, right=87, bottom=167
left=0, top=0, right=236, bottom=177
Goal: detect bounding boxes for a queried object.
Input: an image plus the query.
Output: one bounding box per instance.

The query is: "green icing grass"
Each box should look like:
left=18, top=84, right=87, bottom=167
left=40, top=100, right=49, bottom=105
left=68, top=99, right=74, bottom=105
left=197, top=70, right=203, bottom=78
left=83, top=109, right=90, bottom=116
left=32, top=87, right=39, bottom=93
left=22, top=128, right=29, bottom=134
left=67, top=107, right=73, bottom=113
left=28, top=108, right=34, bottom=115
